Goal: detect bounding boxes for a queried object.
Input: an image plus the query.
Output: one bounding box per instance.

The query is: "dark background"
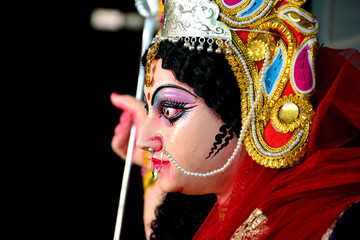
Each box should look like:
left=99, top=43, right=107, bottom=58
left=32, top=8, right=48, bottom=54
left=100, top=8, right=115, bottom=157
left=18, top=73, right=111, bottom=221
left=63, top=2, right=148, bottom=239
left=20, top=1, right=149, bottom=239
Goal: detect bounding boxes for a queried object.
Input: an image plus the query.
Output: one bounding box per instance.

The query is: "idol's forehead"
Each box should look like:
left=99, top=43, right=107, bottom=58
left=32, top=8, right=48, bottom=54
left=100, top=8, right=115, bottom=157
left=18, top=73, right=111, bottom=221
left=144, top=59, right=197, bottom=103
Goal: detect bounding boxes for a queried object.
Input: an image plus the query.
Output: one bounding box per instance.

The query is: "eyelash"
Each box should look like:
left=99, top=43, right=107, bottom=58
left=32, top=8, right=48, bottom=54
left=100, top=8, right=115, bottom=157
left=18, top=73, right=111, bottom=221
left=144, top=99, right=195, bottom=125
left=160, top=99, right=187, bottom=124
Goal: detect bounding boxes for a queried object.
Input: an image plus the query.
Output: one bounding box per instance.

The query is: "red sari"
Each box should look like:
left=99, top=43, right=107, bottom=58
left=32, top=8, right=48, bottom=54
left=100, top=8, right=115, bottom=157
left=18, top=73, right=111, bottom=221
left=194, top=47, right=360, bottom=239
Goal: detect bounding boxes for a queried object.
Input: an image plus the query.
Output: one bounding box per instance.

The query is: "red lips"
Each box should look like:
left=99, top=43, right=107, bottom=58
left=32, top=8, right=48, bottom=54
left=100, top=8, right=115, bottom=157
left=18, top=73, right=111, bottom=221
left=151, top=158, right=170, bottom=169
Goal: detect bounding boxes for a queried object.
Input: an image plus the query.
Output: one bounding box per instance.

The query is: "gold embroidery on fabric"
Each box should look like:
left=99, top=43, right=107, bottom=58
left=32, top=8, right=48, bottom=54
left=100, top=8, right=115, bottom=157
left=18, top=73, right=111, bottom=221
left=230, top=208, right=269, bottom=240
left=218, top=207, right=228, bottom=222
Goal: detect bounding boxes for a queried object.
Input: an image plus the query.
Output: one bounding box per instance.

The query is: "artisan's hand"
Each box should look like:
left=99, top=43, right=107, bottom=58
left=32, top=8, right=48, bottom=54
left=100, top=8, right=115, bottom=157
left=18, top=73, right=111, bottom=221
left=111, top=93, right=147, bottom=166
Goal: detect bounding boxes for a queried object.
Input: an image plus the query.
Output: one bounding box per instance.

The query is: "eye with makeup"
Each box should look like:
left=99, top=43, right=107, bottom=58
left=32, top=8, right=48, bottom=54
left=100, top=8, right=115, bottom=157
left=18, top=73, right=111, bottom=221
left=158, top=99, right=196, bottom=125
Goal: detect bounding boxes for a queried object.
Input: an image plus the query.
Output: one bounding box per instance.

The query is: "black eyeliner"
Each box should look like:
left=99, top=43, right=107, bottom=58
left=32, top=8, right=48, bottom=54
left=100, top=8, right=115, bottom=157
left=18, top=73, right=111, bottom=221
left=151, top=84, right=198, bottom=106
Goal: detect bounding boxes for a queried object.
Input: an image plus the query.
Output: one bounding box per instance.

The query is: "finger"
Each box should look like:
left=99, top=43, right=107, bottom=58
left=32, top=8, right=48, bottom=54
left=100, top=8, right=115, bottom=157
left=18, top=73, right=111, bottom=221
left=111, top=113, right=147, bottom=166
left=111, top=112, right=132, bottom=159
left=111, top=93, right=146, bottom=127
left=114, top=111, right=132, bottom=134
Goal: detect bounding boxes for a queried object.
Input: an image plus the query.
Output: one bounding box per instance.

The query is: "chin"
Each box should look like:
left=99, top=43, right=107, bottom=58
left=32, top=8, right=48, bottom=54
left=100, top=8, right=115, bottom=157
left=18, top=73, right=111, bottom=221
left=158, top=176, right=208, bottom=195
left=158, top=178, right=181, bottom=193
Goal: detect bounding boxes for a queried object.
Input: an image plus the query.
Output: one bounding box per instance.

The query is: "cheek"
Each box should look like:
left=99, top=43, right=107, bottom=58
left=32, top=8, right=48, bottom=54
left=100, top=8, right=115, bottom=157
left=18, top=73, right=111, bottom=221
left=166, top=109, right=225, bottom=168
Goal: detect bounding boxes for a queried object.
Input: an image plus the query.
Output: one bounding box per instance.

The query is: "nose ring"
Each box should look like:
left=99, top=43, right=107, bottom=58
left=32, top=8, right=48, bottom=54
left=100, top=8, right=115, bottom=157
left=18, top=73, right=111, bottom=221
left=148, top=147, right=154, bottom=161
left=151, top=133, right=165, bottom=182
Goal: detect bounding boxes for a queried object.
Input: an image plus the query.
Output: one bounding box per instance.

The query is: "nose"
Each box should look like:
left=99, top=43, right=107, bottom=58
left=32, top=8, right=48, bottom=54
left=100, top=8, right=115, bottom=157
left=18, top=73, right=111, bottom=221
left=136, top=117, right=163, bottom=153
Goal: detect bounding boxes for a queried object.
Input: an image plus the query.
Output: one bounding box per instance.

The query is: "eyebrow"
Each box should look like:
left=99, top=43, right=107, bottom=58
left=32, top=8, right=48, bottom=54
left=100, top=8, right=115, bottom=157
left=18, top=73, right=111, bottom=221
left=151, top=84, right=198, bottom=106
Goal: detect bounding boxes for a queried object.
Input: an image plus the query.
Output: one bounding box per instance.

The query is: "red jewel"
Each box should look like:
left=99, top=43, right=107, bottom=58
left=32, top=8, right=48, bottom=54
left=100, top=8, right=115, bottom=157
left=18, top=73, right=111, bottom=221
left=147, top=92, right=151, bottom=100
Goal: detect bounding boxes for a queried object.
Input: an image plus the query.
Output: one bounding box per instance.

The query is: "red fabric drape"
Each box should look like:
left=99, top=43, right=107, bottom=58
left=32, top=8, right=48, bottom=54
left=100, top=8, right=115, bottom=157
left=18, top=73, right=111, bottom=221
left=194, top=47, right=360, bottom=239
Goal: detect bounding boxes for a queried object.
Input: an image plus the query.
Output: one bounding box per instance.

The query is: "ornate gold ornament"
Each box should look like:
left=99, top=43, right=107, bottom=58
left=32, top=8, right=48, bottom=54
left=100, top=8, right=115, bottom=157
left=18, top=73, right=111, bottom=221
left=146, top=0, right=319, bottom=169
left=247, top=40, right=269, bottom=61
left=230, top=208, right=269, bottom=240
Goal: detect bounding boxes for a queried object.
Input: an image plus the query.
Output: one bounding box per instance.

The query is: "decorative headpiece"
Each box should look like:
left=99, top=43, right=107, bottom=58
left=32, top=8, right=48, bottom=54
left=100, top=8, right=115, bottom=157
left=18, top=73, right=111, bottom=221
left=145, top=0, right=318, bottom=169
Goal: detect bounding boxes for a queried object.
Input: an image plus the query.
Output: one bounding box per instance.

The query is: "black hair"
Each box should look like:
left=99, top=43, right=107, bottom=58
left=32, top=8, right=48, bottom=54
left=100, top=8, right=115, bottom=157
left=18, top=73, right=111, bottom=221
left=149, top=192, right=217, bottom=240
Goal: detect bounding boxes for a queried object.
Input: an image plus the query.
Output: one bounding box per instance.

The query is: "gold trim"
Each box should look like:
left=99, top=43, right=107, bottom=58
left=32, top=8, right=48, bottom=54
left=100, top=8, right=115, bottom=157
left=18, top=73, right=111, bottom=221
left=286, top=0, right=307, bottom=6
left=244, top=122, right=311, bottom=168
left=252, top=19, right=296, bottom=108
left=277, top=4, right=319, bottom=35
left=230, top=208, right=268, bottom=240
left=245, top=138, right=308, bottom=168
left=270, top=94, right=315, bottom=133
left=232, top=31, right=260, bottom=85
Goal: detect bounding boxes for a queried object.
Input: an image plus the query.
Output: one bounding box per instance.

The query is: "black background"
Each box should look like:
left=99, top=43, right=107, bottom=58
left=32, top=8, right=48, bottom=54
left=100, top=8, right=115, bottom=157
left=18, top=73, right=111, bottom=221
left=18, top=1, right=148, bottom=239
left=63, top=2, right=147, bottom=239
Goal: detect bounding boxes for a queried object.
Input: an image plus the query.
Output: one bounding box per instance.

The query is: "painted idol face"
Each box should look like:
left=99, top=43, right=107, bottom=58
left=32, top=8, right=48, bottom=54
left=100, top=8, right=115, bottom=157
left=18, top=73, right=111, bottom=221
left=136, top=59, right=239, bottom=196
